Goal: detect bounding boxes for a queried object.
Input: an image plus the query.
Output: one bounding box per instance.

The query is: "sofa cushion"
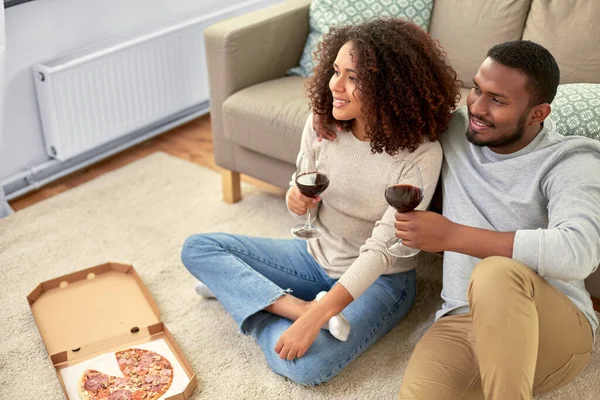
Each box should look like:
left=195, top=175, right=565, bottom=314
left=550, top=84, right=600, bottom=140
left=428, top=0, right=532, bottom=87
left=523, top=0, right=600, bottom=84
left=223, top=76, right=309, bottom=165
left=289, top=0, right=434, bottom=77
left=457, top=87, right=470, bottom=109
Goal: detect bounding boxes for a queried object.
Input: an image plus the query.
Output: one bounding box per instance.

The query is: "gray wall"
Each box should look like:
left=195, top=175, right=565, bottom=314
left=0, top=0, right=280, bottom=187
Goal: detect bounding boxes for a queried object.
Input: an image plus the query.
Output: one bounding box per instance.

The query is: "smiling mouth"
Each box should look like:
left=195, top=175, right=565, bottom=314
left=468, top=112, right=494, bottom=132
left=471, top=118, right=491, bottom=127
left=333, top=98, right=350, bottom=107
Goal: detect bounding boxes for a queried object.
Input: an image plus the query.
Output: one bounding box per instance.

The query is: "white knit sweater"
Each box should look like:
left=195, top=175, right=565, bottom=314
left=287, top=115, right=443, bottom=299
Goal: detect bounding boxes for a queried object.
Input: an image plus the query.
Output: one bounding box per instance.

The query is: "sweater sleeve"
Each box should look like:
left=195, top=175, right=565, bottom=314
left=513, top=145, right=600, bottom=281
left=337, top=140, right=443, bottom=299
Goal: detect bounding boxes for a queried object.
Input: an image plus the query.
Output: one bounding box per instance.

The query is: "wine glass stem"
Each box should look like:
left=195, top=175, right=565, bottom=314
left=304, top=209, right=312, bottom=229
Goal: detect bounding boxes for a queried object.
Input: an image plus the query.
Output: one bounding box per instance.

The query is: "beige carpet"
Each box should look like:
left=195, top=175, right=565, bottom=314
left=0, top=152, right=598, bottom=400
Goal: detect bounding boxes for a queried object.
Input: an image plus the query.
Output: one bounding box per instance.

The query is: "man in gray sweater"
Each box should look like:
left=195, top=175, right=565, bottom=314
left=395, top=41, right=600, bottom=399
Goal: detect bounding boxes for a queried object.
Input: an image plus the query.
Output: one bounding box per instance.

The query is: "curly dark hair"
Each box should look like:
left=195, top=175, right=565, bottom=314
left=307, top=18, right=461, bottom=154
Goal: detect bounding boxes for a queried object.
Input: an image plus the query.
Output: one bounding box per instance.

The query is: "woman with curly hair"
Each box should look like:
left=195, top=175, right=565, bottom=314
left=181, top=18, right=460, bottom=385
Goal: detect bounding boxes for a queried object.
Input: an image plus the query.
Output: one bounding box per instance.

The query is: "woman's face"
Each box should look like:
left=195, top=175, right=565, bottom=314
left=329, top=41, right=364, bottom=122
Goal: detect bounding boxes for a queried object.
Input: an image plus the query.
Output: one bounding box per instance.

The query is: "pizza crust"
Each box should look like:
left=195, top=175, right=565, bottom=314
left=77, top=371, right=93, bottom=400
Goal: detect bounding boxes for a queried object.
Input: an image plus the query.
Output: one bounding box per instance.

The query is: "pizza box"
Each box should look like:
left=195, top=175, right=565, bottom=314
left=27, top=262, right=197, bottom=399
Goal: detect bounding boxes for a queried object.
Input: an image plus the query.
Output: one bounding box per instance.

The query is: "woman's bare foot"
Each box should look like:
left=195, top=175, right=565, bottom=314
left=265, top=294, right=313, bottom=321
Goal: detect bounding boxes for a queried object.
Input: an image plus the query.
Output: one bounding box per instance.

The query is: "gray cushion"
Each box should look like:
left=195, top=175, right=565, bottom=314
left=289, top=0, right=434, bottom=77
left=223, top=76, right=309, bottom=165
left=550, top=83, right=600, bottom=140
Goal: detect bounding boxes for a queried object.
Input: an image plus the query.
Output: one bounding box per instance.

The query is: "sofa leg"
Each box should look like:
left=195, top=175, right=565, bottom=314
left=222, top=170, right=242, bottom=204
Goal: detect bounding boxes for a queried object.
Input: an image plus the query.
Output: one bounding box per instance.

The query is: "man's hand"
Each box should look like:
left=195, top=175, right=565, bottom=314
left=313, top=113, right=338, bottom=142
left=396, top=211, right=516, bottom=259
left=287, top=186, right=320, bottom=215
left=394, top=210, right=455, bottom=253
left=275, top=311, right=323, bottom=360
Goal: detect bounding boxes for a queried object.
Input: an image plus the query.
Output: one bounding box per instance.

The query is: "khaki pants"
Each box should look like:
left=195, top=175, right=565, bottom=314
left=399, top=256, right=593, bottom=400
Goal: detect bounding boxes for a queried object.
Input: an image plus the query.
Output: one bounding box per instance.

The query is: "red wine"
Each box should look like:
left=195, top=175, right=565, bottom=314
left=296, top=172, right=329, bottom=198
left=385, top=184, right=423, bottom=212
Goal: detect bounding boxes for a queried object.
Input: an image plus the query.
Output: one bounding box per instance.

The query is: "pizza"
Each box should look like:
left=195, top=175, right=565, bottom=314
left=78, top=348, right=174, bottom=400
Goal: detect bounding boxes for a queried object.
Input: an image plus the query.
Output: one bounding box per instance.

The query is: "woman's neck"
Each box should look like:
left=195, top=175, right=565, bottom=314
left=351, top=118, right=369, bottom=142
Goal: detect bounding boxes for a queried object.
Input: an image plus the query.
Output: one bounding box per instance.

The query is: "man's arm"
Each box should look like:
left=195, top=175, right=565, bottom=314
left=447, top=223, right=514, bottom=259
left=394, top=211, right=514, bottom=259
left=513, top=148, right=600, bottom=281
left=396, top=146, right=600, bottom=281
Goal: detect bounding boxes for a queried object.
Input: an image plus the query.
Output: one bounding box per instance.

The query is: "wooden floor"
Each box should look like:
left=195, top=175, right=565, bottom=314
left=9, top=115, right=282, bottom=211
left=8, top=115, right=600, bottom=312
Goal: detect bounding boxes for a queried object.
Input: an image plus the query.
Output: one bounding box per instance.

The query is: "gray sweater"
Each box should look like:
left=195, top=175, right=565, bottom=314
left=439, top=107, right=600, bottom=334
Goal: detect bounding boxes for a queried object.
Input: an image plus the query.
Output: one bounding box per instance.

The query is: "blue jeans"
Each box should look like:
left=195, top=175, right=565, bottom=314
left=181, top=233, right=416, bottom=386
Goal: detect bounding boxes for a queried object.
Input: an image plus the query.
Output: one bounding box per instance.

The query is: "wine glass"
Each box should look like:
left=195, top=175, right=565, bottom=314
left=385, top=160, right=424, bottom=257
left=291, top=150, right=329, bottom=239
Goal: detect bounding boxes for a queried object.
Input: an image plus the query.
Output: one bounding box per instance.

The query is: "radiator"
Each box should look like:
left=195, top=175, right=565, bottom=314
left=32, top=16, right=210, bottom=161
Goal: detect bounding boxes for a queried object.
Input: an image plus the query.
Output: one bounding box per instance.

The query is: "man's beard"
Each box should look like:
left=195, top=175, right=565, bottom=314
left=466, top=112, right=527, bottom=148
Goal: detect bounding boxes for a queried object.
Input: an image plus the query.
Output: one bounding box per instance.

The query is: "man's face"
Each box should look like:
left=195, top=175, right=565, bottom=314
left=466, top=58, right=535, bottom=154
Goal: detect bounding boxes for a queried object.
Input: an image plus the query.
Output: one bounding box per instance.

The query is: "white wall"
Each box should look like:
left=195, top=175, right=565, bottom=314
left=0, top=0, right=280, bottom=183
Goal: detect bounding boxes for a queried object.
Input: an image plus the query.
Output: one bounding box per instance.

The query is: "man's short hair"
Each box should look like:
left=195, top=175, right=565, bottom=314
left=487, top=40, right=560, bottom=106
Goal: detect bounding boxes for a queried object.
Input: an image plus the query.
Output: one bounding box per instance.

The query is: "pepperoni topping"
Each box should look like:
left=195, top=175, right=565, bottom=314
left=96, top=389, right=111, bottom=399
left=132, top=391, right=148, bottom=400
left=107, top=389, right=133, bottom=400
left=115, top=377, right=129, bottom=387
left=83, top=377, right=102, bottom=391
left=83, top=373, right=108, bottom=391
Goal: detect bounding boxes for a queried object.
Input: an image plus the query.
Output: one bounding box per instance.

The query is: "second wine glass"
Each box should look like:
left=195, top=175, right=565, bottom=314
left=385, top=160, right=424, bottom=257
left=291, top=150, right=329, bottom=240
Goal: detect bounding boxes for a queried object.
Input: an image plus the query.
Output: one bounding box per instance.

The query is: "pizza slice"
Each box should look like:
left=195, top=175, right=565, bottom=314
left=78, top=369, right=125, bottom=400
left=78, top=348, right=174, bottom=400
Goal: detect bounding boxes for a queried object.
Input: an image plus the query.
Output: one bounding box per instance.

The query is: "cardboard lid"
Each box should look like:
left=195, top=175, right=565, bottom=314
left=28, top=263, right=160, bottom=359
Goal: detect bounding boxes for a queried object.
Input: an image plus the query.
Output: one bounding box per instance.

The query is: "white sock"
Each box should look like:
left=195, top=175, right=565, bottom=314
left=315, top=291, right=350, bottom=342
left=194, top=281, right=216, bottom=298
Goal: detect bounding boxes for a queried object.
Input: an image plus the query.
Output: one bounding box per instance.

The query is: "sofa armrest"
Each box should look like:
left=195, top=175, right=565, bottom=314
left=205, top=0, right=311, bottom=142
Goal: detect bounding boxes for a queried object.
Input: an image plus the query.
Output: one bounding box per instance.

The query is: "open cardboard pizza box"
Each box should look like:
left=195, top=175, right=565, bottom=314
left=27, top=262, right=197, bottom=399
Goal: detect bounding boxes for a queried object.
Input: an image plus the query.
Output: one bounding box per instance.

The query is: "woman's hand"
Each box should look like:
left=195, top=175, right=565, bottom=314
left=274, top=284, right=354, bottom=360
left=287, top=186, right=320, bottom=215
left=275, top=311, right=322, bottom=360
